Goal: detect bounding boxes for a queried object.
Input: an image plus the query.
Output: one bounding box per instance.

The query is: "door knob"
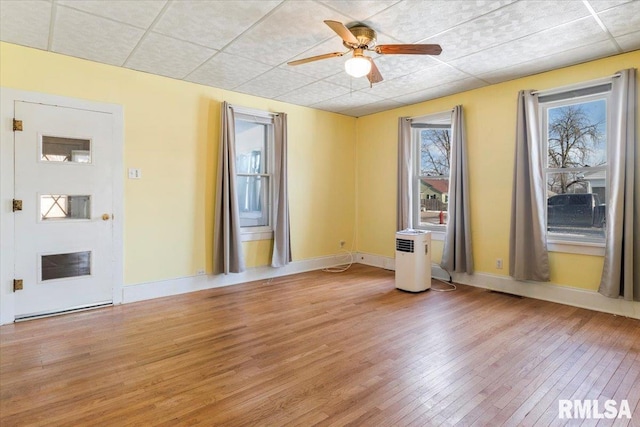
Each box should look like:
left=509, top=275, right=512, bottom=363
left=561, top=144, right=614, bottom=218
left=102, top=214, right=111, bottom=221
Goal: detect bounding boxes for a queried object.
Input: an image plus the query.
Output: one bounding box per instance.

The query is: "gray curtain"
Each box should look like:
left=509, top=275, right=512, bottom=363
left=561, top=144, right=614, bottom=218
left=213, top=102, right=245, bottom=274
left=441, top=106, right=473, bottom=274
left=397, top=117, right=412, bottom=230
left=509, top=90, right=550, bottom=281
left=599, top=68, right=638, bottom=301
left=272, top=113, right=291, bottom=267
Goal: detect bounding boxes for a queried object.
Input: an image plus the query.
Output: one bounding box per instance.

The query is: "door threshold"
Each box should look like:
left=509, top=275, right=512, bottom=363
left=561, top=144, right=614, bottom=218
left=14, top=302, right=113, bottom=322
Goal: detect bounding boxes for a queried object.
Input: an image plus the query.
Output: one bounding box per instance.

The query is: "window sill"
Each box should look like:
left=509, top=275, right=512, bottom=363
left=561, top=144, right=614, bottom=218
left=547, top=239, right=605, bottom=256
left=241, top=230, right=273, bottom=242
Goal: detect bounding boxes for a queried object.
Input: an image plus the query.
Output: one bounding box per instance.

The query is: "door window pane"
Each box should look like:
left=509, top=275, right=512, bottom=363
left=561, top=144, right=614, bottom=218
left=41, top=251, right=91, bottom=281
left=41, top=136, right=91, bottom=163
left=40, top=195, right=91, bottom=220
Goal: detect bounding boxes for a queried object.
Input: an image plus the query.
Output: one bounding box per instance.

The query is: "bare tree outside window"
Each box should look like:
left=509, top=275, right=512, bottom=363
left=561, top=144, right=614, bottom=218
left=547, top=101, right=606, bottom=195
left=420, top=129, right=450, bottom=176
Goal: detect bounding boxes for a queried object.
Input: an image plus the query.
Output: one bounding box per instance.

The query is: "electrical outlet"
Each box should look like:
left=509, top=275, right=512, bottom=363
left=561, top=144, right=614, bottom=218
left=196, top=269, right=206, bottom=276
left=128, top=168, right=142, bottom=179
left=496, top=258, right=503, bottom=269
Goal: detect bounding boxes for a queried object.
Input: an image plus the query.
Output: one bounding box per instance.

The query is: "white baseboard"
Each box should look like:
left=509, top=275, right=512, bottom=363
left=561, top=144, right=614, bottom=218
left=355, top=251, right=451, bottom=280
left=122, top=254, right=348, bottom=304
left=355, top=252, right=639, bottom=320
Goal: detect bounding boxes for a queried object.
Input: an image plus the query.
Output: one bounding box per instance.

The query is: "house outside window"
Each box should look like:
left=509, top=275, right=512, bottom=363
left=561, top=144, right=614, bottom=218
left=412, top=111, right=451, bottom=230
left=540, top=85, right=610, bottom=244
left=234, top=112, right=274, bottom=235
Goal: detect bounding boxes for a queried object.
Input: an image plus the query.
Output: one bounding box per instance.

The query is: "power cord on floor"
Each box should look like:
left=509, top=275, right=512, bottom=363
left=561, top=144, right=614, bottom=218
left=430, top=266, right=457, bottom=292
left=322, top=248, right=354, bottom=273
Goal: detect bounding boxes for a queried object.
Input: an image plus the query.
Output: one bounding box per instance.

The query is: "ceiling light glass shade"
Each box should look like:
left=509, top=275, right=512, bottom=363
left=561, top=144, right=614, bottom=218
left=344, top=56, right=371, bottom=78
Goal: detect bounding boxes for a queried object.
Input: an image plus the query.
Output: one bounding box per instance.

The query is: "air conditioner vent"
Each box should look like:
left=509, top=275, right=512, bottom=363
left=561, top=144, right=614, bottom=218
left=396, top=238, right=414, bottom=253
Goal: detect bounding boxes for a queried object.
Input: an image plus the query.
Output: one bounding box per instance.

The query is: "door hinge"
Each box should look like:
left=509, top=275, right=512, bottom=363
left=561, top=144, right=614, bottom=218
left=13, top=279, right=23, bottom=292
left=12, top=199, right=23, bottom=212
left=13, top=119, right=23, bottom=132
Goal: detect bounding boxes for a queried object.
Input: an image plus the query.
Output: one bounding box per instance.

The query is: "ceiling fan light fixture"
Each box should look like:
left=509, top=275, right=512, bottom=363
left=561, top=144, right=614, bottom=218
left=345, top=56, right=371, bottom=78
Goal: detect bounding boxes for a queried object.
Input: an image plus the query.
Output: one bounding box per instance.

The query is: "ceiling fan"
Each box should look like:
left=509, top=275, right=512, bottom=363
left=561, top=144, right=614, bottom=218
left=287, top=20, right=442, bottom=86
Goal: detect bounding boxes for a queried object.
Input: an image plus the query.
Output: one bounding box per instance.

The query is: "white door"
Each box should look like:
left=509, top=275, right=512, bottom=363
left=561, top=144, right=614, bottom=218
left=14, top=101, right=114, bottom=319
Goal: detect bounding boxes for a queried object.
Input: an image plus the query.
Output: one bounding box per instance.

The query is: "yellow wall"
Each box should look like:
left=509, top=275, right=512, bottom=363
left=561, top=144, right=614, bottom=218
left=356, top=50, right=640, bottom=291
left=0, top=42, right=356, bottom=285
left=2, top=41, right=638, bottom=293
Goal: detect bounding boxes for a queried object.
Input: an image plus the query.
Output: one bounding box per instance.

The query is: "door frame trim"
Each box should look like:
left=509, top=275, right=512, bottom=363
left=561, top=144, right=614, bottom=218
left=1, top=88, right=124, bottom=324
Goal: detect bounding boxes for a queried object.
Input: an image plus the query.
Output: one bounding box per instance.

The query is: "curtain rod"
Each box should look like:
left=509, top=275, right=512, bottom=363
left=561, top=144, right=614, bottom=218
left=531, top=72, right=620, bottom=96
left=229, top=103, right=279, bottom=117
left=406, top=107, right=455, bottom=121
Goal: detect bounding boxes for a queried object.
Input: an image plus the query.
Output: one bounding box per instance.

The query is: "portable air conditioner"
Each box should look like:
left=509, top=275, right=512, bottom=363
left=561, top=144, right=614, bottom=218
left=395, top=229, right=432, bottom=292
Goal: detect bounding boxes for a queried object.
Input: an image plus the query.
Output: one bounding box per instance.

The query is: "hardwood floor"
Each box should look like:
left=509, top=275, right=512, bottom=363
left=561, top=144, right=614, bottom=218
left=1, top=264, right=639, bottom=426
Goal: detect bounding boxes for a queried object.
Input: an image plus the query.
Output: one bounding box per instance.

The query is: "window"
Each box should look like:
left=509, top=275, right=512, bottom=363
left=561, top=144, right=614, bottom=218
left=540, top=85, right=610, bottom=243
left=412, top=112, right=452, bottom=229
left=234, top=112, right=274, bottom=235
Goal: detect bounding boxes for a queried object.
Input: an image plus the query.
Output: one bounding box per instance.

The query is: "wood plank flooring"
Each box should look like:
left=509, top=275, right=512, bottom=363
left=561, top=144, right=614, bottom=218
left=1, top=264, right=639, bottom=426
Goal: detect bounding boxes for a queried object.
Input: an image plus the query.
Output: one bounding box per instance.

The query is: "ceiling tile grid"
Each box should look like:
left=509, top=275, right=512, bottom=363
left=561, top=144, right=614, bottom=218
left=0, top=0, right=51, bottom=50
left=1, top=0, right=638, bottom=117
left=154, top=1, right=282, bottom=50
left=124, top=32, right=217, bottom=80
left=52, top=5, right=145, bottom=66
left=185, top=51, right=273, bottom=90
left=57, top=0, right=168, bottom=29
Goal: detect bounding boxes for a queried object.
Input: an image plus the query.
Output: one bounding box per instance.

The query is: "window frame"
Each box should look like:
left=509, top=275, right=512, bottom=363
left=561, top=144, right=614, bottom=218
left=410, top=110, right=452, bottom=236
left=233, top=110, right=276, bottom=241
left=538, top=87, right=611, bottom=254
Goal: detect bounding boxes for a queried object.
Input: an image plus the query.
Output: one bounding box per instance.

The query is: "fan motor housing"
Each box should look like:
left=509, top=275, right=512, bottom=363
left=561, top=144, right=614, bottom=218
left=344, top=25, right=377, bottom=48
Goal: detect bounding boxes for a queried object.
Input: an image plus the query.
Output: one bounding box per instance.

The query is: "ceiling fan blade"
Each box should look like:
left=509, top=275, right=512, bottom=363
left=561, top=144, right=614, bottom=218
left=324, top=20, right=359, bottom=45
left=367, top=58, right=383, bottom=85
left=375, top=44, right=442, bottom=55
left=287, top=51, right=346, bottom=66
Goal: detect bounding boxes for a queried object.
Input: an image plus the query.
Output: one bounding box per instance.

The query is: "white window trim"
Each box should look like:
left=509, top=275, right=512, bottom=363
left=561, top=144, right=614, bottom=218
left=539, top=87, right=611, bottom=255
left=411, top=110, right=451, bottom=233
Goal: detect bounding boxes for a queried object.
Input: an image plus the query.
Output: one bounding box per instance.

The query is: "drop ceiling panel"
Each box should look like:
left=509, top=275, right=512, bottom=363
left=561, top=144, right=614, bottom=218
left=310, top=90, right=387, bottom=113
left=426, top=0, right=591, bottom=62
left=615, top=30, right=640, bottom=51
left=185, top=52, right=272, bottom=90
left=449, top=17, right=610, bottom=76
left=234, top=68, right=317, bottom=99
left=371, top=0, right=516, bottom=43
left=224, top=1, right=352, bottom=66
left=57, top=0, right=167, bottom=29
left=363, top=64, right=470, bottom=99
left=340, top=99, right=405, bottom=117
left=366, top=54, right=440, bottom=82
left=597, top=1, right=640, bottom=37
left=53, top=6, right=144, bottom=66
left=125, top=33, right=217, bottom=79
left=391, top=77, right=486, bottom=105
left=154, top=0, right=283, bottom=50
left=318, top=0, right=401, bottom=21
left=588, top=0, right=634, bottom=12
left=477, top=40, right=618, bottom=84
left=0, top=0, right=51, bottom=50
left=275, top=80, right=351, bottom=106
